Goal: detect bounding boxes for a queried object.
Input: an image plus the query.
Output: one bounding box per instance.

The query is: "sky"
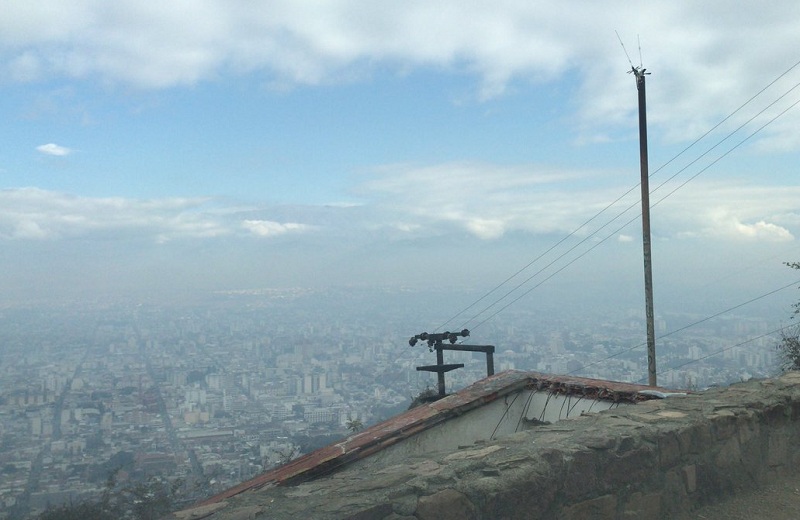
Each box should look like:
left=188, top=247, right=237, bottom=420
left=2, top=1, right=800, bottom=317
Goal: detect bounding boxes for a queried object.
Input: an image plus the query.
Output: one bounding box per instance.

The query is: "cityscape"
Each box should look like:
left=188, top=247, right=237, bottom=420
left=0, top=284, right=788, bottom=519
left=2, top=2, right=800, bottom=519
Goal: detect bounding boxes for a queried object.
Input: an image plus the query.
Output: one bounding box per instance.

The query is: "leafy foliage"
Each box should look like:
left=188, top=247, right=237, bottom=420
left=35, top=473, right=183, bottom=520
left=777, top=325, right=800, bottom=372
left=788, top=262, right=800, bottom=317
left=126, top=477, right=183, bottom=520
left=37, top=472, right=120, bottom=520
left=36, top=500, right=118, bottom=520
left=408, top=387, right=441, bottom=409
left=345, top=418, right=363, bottom=433
left=777, top=262, right=800, bottom=371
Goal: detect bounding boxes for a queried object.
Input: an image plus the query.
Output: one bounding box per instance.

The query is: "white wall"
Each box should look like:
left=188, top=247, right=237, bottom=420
left=355, top=389, right=629, bottom=467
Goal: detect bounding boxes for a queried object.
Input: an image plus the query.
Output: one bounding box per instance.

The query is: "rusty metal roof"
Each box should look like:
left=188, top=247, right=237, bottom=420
left=194, top=370, right=672, bottom=506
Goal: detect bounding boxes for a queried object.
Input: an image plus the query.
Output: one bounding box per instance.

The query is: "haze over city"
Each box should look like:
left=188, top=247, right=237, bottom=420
left=5, top=3, right=800, bottom=518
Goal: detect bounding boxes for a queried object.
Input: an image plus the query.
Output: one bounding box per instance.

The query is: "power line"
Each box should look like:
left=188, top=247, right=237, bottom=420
left=456, top=198, right=641, bottom=330
left=442, top=64, right=800, bottom=335
left=436, top=59, right=800, bottom=335
left=651, top=95, right=800, bottom=210
left=434, top=199, right=632, bottom=333
left=569, top=278, right=800, bottom=377
left=695, top=246, right=800, bottom=291
left=651, top=57, right=800, bottom=183
left=464, top=89, right=800, bottom=333
left=465, top=210, right=642, bottom=332
left=649, top=78, right=800, bottom=200
left=636, top=323, right=794, bottom=385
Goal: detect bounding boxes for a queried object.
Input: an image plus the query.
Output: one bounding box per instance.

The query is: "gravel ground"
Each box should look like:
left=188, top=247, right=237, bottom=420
left=677, top=473, right=800, bottom=519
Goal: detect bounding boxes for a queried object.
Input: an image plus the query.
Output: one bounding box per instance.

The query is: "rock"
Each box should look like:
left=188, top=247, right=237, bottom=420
left=415, top=489, right=477, bottom=520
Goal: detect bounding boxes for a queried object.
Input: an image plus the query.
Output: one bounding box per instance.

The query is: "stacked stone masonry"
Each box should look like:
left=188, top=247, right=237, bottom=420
left=173, top=372, right=800, bottom=520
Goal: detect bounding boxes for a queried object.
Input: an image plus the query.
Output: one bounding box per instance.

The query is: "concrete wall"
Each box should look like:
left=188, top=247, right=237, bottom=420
left=173, top=372, right=800, bottom=520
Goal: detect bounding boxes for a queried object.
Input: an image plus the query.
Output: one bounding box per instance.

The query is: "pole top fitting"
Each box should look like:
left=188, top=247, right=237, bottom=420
left=409, top=329, right=470, bottom=350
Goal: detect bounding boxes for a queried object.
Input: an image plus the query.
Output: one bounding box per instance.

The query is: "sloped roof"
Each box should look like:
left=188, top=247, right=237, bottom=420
left=195, top=370, right=670, bottom=506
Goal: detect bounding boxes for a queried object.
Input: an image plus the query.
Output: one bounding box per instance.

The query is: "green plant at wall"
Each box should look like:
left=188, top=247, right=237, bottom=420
left=778, top=262, right=800, bottom=371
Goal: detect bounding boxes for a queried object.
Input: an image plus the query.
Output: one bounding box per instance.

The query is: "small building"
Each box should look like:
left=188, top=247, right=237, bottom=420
left=192, top=370, right=675, bottom=505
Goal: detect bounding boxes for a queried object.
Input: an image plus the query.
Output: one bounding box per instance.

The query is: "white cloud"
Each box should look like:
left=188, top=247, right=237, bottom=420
left=465, top=218, right=506, bottom=240
left=733, top=219, right=793, bottom=241
left=654, top=180, right=800, bottom=242
left=324, top=202, right=363, bottom=208
left=391, top=222, right=421, bottom=233
left=358, top=161, right=620, bottom=239
left=12, top=219, right=48, bottom=239
left=0, top=188, right=320, bottom=244
left=0, top=187, right=230, bottom=241
left=699, top=213, right=795, bottom=242
left=3, top=2, right=800, bottom=148
left=677, top=216, right=794, bottom=242
left=354, top=164, right=800, bottom=245
left=242, top=219, right=310, bottom=237
left=2, top=172, right=798, bottom=254
left=36, top=143, right=71, bottom=156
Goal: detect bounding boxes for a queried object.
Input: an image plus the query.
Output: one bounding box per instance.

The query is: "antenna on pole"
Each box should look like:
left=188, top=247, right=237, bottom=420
left=618, top=32, right=657, bottom=386
left=637, top=35, right=644, bottom=70
left=616, top=30, right=635, bottom=69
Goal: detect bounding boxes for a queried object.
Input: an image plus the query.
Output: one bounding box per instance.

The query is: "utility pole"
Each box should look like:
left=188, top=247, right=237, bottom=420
left=632, top=66, right=657, bottom=387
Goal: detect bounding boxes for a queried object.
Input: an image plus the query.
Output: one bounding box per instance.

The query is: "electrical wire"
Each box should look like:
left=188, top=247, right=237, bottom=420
left=633, top=323, right=795, bottom=385
left=694, top=246, right=800, bottom=291
left=455, top=79, right=800, bottom=335
left=568, top=278, right=800, bottom=377
left=651, top=96, right=800, bottom=211
left=648, top=79, right=800, bottom=201
left=412, top=60, right=800, bottom=404
left=434, top=58, right=800, bottom=335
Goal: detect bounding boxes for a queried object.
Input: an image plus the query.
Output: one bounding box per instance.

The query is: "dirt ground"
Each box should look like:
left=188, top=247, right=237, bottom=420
left=677, top=472, right=800, bottom=519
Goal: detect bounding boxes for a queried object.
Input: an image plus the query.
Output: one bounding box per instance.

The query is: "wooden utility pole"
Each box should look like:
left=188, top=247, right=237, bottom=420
left=633, top=66, right=657, bottom=386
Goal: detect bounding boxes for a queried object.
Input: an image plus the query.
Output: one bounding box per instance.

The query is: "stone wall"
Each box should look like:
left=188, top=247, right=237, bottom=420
left=174, top=372, right=800, bottom=520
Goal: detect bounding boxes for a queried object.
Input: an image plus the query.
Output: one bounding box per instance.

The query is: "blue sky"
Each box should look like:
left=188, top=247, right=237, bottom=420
left=2, top=1, right=800, bottom=312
